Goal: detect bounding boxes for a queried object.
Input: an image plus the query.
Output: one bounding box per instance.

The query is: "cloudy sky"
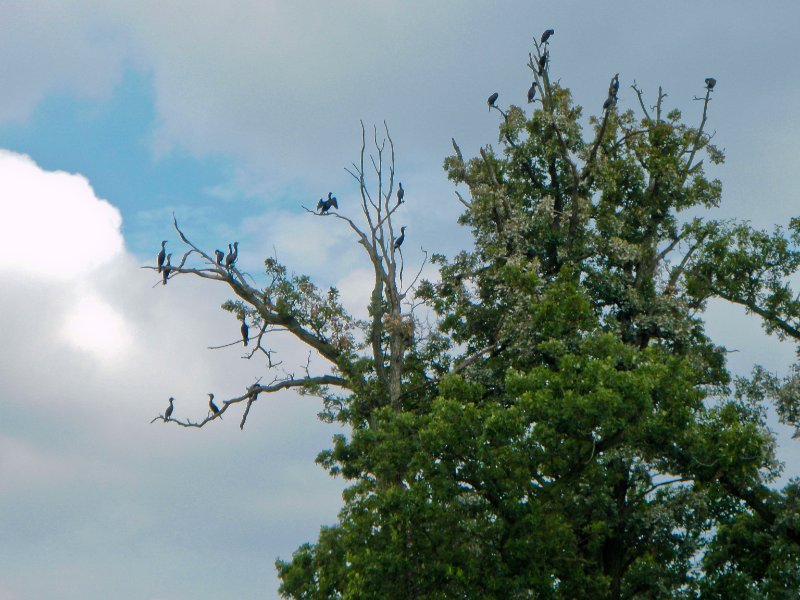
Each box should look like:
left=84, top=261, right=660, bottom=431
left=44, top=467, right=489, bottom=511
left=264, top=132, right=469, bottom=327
left=0, top=2, right=798, bottom=598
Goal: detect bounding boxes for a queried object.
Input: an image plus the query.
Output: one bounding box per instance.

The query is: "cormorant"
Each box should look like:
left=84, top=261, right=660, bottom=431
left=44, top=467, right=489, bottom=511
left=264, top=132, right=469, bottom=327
left=609, top=73, right=619, bottom=98
left=162, top=254, right=172, bottom=285
left=225, top=242, right=238, bottom=269
left=208, top=393, right=222, bottom=419
left=540, top=29, right=554, bottom=45
left=705, top=77, right=716, bottom=90
left=487, top=92, right=499, bottom=111
left=397, top=182, right=404, bottom=204
left=538, top=51, right=548, bottom=76
left=318, top=192, right=338, bottom=214
left=527, top=82, right=536, bottom=103
left=157, top=241, right=167, bottom=273
left=241, top=319, right=249, bottom=347
left=215, top=249, right=224, bottom=265
left=165, top=397, right=174, bottom=420
left=393, top=226, right=406, bottom=250
left=603, top=95, right=615, bottom=110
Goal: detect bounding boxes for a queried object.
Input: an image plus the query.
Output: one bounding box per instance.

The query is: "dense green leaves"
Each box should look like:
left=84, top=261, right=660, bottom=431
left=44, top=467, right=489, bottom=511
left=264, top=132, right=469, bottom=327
left=276, top=38, right=800, bottom=599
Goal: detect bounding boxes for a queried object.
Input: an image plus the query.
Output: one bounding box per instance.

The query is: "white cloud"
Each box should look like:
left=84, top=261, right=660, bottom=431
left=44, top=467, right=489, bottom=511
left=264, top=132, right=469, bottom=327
left=0, top=150, right=124, bottom=279
left=0, top=151, right=344, bottom=598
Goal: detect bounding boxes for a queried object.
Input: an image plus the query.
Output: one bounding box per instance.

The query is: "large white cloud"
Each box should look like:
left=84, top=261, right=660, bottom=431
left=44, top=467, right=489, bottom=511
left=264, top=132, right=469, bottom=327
left=0, top=153, right=344, bottom=599
left=0, top=150, right=124, bottom=279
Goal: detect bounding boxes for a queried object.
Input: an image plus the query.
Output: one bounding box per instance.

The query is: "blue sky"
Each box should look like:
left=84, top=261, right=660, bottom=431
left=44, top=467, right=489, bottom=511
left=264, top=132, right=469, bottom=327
left=0, top=2, right=799, bottom=598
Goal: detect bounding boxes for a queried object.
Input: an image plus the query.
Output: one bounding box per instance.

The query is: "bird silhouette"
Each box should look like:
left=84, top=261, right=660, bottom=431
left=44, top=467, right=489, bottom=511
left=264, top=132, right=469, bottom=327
left=241, top=319, right=249, bottom=347
left=164, top=397, right=174, bottom=420
left=215, top=249, right=224, bottom=265
left=538, top=51, right=548, bottom=76
left=157, top=241, right=167, bottom=273
left=318, top=192, right=338, bottom=214
left=540, top=29, right=554, bottom=45
left=394, top=226, right=407, bottom=250
left=397, top=182, right=404, bottom=204
left=609, top=73, right=619, bottom=98
left=527, top=82, right=536, bottom=103
left=162, top=254, right=172, bottom=285
left=487, top=92, right=499, bottom=111
left=208, top=393, right=222, bottom=420
left=705, top=77, right=716, bottom=90
left=225, top=242, right=239, bottom=270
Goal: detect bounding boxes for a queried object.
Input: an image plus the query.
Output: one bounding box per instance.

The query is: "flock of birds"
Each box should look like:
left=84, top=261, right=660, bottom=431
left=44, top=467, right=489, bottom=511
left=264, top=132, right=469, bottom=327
left=315, top=188, right=408, bottom=251
left=157, top=183, right=409, bottom=424
left=488, top=28, right=717, bottom=115
left=156, top=239, right=240, bottom=286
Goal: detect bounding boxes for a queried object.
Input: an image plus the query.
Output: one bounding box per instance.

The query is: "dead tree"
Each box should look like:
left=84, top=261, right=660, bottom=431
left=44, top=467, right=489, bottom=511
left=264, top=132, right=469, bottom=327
left=148, top=122, right=425, bottom=430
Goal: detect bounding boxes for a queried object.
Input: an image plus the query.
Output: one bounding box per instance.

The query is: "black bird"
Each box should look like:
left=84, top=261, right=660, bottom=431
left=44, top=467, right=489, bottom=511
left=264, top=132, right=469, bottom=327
left=705, top=77, right=717, bottom=90
left=165, top=397, right=174, bottom=420
left=157, top=240, right=167, bottom=273
left=609, top=73, right=619, bottom=98
left=538, top=51, right=548, bottom=76
left=241, top=319, right=249, bottom=347
left=487, top=92, right=499, bottom=111
left=527, top=82, right=536, bottom=103
left=208, top=393, right=222, bottom=420
left=214, top=249, right=224, bottom=265
left=162, top=254, right=172, bottom=285
left=225, top=242, right=239, bottom=270
left=393, top=226, right=406, bottom=250
left=318, top=192, right=338, bottom=214
left=603, top=95, right=615, bottom=110
left=540, top=28, right=554, bottom=45
left=397, top=182, right=404, bottom=204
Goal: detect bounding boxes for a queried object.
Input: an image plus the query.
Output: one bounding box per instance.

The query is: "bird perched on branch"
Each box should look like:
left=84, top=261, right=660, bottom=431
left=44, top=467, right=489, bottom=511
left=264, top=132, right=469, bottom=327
left=603, top=95, right=615, bottom=110
left=540, top=28, right=554, bottom=45
left=317, top=192, right=338, bottom=214
left=208, top=393, right=222, bottom=419
left=396, top=182, right=404, bottom=205
left=538, top=51, right=548, bottom=76
left=214, top=249, right=224, bottom=265
left=487, top=92, right=499, bottom=111
left=241, top=319, right=249, bottom=347
left=157, top=240, right=167, bottom=273
left=225, top=242, right=239, bottom=270
left=527, top=82, right=536, bottom=103
left=162, top=254, right=172, bottom=285
left=609, top=73, right=620, bottom=98
left=394, top=226, right=407, bottom=250
left=705, top=77, right=716, bottom=90
left=164, top=397, right=174, bottom=420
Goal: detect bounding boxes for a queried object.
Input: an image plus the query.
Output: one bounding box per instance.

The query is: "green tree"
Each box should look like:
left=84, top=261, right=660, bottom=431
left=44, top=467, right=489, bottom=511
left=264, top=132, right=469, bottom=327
left=155, top=33, right=800, bottom=599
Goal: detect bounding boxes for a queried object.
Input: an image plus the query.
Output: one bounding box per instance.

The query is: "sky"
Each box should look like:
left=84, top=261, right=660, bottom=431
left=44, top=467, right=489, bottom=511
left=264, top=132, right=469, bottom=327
left=0, top=2, right=799, bottom=598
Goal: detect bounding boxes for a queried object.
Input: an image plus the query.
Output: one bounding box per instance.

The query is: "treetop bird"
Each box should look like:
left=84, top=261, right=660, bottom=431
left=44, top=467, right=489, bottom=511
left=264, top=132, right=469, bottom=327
left=241, top=319, right=249, bottom=347
left=603, top=95, right=615, bottom=110
left=527, top=82, right=536, bottom=103
left=540, top=28, right=554, bottom=45
left=609, top=73, right=620, bottom=98
left=705, top=77, right=716, bottom=90
left=208, top=393, right=222, bottom=419
left=538, top=51, right=548, bottom=75
left=397, top=182, right=404, bottom=204
left=487, top=92, right=499, bottom=111
left=214, top=249, right=224, bottom=265
left=157, top=240, right=167, bottom=273
left=162, top=254, right=172, bottom=285
left=394, top=226, right=407, bottom=250
left=225, top=242, right=239, bottom=270
left=165, top=397, right=174, bottom=420
left=318, top=192, right=338, bottom=214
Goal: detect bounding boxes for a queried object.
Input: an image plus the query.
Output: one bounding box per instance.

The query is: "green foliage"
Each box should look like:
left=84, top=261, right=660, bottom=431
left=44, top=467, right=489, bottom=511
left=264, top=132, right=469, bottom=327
left=275, top=39, right=800, bottom=600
